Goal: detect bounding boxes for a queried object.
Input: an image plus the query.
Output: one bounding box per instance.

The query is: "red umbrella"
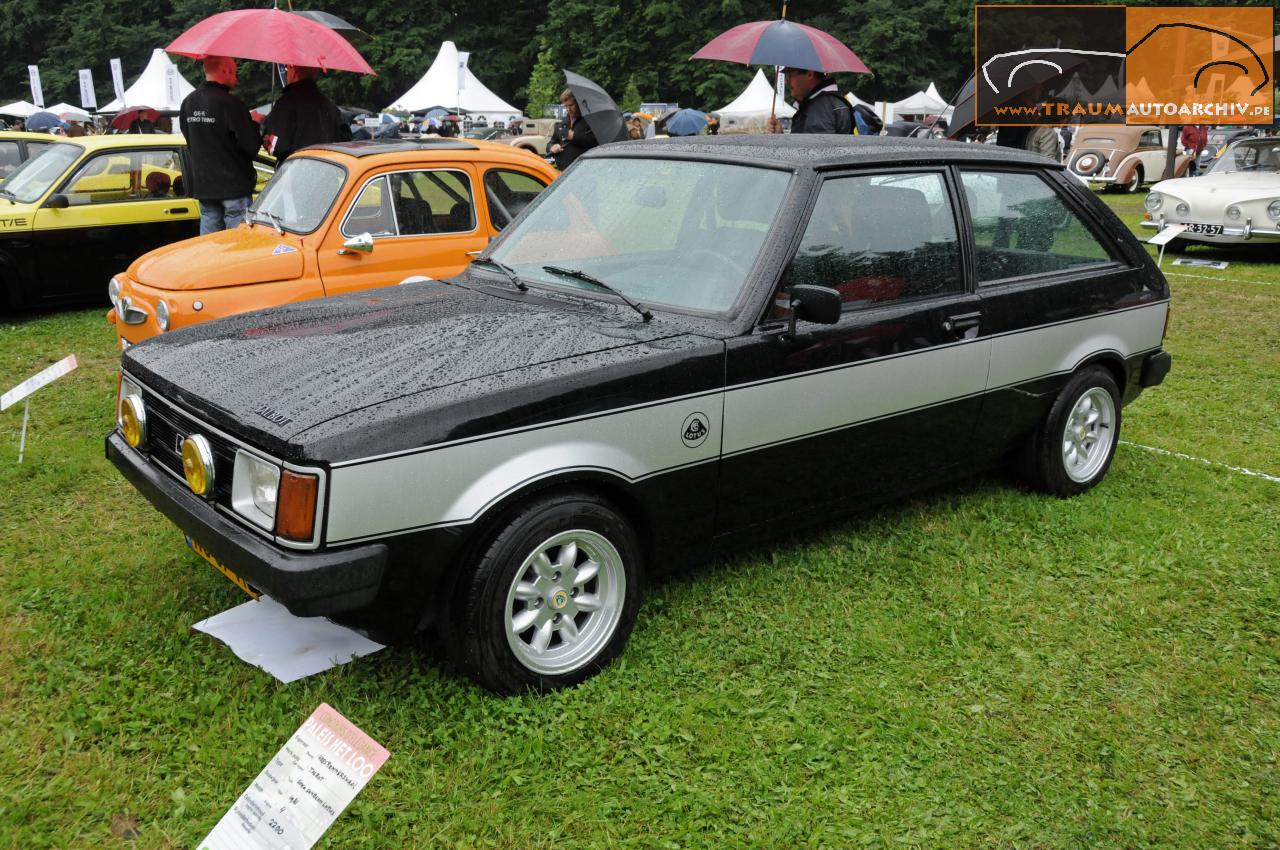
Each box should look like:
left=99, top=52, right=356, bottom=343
left=111, top=106, right=162, bottom=131
left=166, top=9, right=375, bottom=75
left=691, top=19, right=871, bottom=75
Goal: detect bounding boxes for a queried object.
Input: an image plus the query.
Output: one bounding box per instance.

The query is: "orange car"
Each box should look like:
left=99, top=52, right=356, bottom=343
left=108, top=139, right=556, bottom=347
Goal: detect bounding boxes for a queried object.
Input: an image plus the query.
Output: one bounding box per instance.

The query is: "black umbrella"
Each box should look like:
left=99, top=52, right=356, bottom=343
left=563, top=70, right=628, bottom=145
left=291, top=10, right=369, bottom=44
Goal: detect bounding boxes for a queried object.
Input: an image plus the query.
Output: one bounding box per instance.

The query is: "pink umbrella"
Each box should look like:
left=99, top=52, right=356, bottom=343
left=166, top=8, right=375, bottom=75
left=691, top=19, right=870, bottom=75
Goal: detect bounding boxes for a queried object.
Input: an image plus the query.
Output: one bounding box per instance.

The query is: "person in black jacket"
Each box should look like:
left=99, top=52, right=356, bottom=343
left=179, top=56, right=260, bottom=234
left=547, top=89, right=597, bottom=170
left=767, top=67, right=853, bottom=135
left=262, top=66, right=349, bottom=162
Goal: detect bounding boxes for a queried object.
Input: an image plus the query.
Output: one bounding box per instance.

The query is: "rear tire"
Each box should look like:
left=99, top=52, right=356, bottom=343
left=1017, top=366, right=1122, bottom=497
left=443, top=490, right=643, bottom=694
left=1123, top=165, right=1144, bottom=193
left=1166, top=237, right=1189, bottom=254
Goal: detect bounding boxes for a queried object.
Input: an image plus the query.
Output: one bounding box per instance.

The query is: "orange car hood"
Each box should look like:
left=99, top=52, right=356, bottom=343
left=132, top=228, right=306, bottom=291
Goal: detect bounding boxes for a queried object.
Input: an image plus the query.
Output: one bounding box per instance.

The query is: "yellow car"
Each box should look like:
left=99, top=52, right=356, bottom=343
left=0, top=134, right=273, bottom=311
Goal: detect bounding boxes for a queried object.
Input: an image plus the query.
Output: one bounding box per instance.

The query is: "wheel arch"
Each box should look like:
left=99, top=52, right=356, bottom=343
left=1074, top=350, right=1127, bottom=395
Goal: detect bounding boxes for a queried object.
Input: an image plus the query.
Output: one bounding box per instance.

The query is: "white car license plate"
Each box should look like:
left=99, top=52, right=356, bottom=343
left=1184, top=223, right=1224, bottom=236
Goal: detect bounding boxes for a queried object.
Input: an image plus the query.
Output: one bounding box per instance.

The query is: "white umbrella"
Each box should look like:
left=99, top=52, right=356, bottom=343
left=48, top=102, right=92, bottom=122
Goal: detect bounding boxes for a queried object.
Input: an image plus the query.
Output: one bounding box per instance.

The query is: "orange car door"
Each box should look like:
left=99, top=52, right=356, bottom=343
left=318, top=164, right=488, bottom=295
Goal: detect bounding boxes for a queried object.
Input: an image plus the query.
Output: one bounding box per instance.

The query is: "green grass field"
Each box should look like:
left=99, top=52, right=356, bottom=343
left=0, top=197, right=1277, bottom=848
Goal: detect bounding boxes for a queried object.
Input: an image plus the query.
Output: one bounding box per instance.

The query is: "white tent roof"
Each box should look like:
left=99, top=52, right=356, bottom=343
left=386, top=41, right=520, bottom=119
left=845, top=91, right=873, bottom=110
left=100, top=49, right=196, bottom=113
left=925, top=82, right=945, bottom=104
left=48, top=102, right=91, bottom=121
left=0, top=100, right=40, bottom=118
left=717, top=69, right=796, bottom=119
left=891, top=87, right=948, bottom=116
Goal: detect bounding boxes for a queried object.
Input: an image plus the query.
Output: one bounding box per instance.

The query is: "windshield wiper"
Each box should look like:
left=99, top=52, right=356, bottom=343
left=473, top=257, right=527, bottom=291
left=0, top=187, right=15, bottom=204
left=541, top=265, right=652, bottom=322
left=248, top=206, right=284, bottom=235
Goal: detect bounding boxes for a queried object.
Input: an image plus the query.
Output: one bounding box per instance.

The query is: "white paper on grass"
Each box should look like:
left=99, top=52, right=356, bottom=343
left=1147, top=223, right=1188, bottom=246
left=193, top=595, right=385, bottom=683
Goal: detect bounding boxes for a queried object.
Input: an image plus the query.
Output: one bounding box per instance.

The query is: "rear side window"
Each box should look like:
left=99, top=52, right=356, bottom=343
left=960, top=171, right=1112, bottom=284
left=0, top=141, right=19, bottom=180
left=484, top=169, right=548, bottom=230
left=782, top=171, right=962, bottom=307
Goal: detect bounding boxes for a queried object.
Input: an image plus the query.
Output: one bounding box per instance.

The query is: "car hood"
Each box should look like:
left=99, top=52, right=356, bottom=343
left=130, top=226, right=306, bottom=290
left=122, top=278, right=692, bottom=456
left=1150, top=171, right=1280, bottom=205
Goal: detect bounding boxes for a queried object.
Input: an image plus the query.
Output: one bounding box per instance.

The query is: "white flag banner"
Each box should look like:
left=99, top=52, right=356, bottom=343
left=163, top=64, right=180, bottom=107
left=110, top=58, right=126, bottom=106
left=457, top=51, right=470, bottom=92
left=78, top=69, right=97, bottom=110
left=28, top=66, right=44, bottom=109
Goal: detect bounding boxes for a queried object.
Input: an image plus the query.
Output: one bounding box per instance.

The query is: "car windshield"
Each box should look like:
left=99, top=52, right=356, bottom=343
left=250, top=156, right=345, bottom=233
left=488, top=157, right=791, bottom=315
left=1206, top=139, right=1280, bottom=175
left=0, top=142, right=81, bottom=203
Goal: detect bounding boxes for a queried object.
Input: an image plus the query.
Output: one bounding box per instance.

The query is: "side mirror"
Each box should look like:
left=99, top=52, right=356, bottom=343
left=44, top=194, right=69, bottom=210
left=789, top=284, right=841, bottom=325
left=339, top=232, right=374, bottom=255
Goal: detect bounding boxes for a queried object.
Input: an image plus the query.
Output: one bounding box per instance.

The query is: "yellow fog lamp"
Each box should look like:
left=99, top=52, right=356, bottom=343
left=120, top=395, right=147, bottom=448
left=182, top=435, right=216, bottom=497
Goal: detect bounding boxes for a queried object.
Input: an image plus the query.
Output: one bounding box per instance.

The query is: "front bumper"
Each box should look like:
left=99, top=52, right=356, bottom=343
left=1140, top=219, right=1280, bottom=241
left=107, top=431, right=387, bottom=617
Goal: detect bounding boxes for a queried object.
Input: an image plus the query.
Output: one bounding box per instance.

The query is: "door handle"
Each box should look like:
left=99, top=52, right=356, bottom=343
left=941, top=311, right=981, bottom=336
left=164, top=207, right=191, bottom=215
left=465, top=250, right=483, bottom=256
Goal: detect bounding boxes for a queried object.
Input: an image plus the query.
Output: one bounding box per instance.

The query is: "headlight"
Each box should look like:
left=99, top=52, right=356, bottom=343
left=1144, top=193, right=1162, bottom=212
left=156, top=299, right=170, bottom=332
left=1268, top=200, right=1280, bottom=220
left=1226, top=205, right=1242, bottom=221
left=181, top=435, right=216, bottom=497
left=232, top=450, right=281, bottom=530
left=120, top=394, right=146, bottom=449
left=108, top=276, right=121, bottom=307
left=1175, top=202, right=1190, bottom=216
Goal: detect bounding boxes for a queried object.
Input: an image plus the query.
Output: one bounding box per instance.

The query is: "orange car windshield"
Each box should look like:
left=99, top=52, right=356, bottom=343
left=250, top=157, right=346, bottom=234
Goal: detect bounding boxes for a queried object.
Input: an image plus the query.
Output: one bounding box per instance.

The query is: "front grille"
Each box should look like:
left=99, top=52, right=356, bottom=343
left=142, top=394, right=238, bottom=506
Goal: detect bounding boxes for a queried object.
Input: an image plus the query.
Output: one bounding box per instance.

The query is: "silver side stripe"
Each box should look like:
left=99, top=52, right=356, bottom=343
left=326, top=301, right=1169, bottom=544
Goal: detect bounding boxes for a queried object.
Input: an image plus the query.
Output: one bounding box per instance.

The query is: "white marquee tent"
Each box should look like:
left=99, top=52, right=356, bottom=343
left=99, top=48, right=196, bottom=113
left=48, top=102, right=91, bottom=122
left=716, top=69, right=796, bottom=131
left=386, top=41, right=521, bottom=125
left=891, top=84, right=948, bottom=118
left=0, top=100, right=40, bottom=119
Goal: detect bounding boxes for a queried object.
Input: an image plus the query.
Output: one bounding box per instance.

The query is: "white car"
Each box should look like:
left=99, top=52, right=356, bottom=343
left=1142, top=137, right=1280, bottom=249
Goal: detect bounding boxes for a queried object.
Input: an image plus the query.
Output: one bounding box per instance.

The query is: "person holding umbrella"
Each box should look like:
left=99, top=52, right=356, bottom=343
left=548, top=89, right=598, bottom=170
left=766, top=67, right=852, bottom=134
left=179, top=56, right=260, bottom=234
left=263, top=65, right=349, bottom=162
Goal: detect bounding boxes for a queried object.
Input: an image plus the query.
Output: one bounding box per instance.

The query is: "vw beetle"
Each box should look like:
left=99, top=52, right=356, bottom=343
left=109, top=136, right=1172, bottom=693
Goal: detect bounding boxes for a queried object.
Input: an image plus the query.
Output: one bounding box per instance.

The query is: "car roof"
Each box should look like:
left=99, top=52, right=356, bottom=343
left=76, top=133, right=187, bottom=150
left=0, top=130, right=68, bottom=143
left=297, top=138, right=551, bottom=168
left=587, top=134, right=1062, bottom=170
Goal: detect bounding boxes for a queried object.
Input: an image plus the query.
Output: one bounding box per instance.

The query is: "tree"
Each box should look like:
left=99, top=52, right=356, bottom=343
left=524, top=42, right=561, bottom=118
left=620, top=77, right=642, bottom=112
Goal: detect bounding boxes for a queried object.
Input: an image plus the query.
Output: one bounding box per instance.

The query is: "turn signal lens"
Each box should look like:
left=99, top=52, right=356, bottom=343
left=1226, top=205, right=1242, bottom=221
left=120, top=395, right=146, bottom=448
left=182, top=435, right=216, bottom=497
left=156, top=299, right=170, bottom=332
left=276, top=470, right=319, bottom=542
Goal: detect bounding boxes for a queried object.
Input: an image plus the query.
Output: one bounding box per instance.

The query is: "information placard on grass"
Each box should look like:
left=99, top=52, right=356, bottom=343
left=198, top=704, right=388, bottom=850
left=1, top=354, right=77, bottom=412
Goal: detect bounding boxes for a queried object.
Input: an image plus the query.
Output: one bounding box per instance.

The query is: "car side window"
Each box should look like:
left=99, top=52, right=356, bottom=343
left=960, top=171, right=1112, bottom=284
left=0, top=142, right=19, bottom=180
left=781, top=171, right=962, bottom=308
left=1140, top=131, right=1162, bottom=147
left=390, top=169, right=475, bottom=235
left=484, top=169, right=548, bottom=231
left=342, top=176, right=395, bottom=238
left=63, top=149, right=186, bottom=205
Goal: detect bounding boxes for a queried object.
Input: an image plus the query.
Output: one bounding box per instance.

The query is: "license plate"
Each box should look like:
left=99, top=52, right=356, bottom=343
left=1184, top=223, right=1224, bottom=236
left=186, top=534, right=259, bottom=600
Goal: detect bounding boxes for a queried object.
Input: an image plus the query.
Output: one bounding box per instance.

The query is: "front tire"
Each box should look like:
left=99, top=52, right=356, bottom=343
left=444, top=491, right=643, bottom=694
left=1017, top=366, right=1122, bottom=497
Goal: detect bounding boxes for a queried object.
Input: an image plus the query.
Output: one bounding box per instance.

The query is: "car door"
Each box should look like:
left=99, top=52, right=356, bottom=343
left=32, top=146, right=196, bottom=301
left=716, top=168, right=989, bottom=533
left=318, top=164, right=489, bottom=295
left=958, top=167, right=1152, bottom=465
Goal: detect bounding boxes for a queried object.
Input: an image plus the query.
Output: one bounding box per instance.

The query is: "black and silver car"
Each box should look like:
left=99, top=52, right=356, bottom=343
left=109, top=136, right=1172, bottom=694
